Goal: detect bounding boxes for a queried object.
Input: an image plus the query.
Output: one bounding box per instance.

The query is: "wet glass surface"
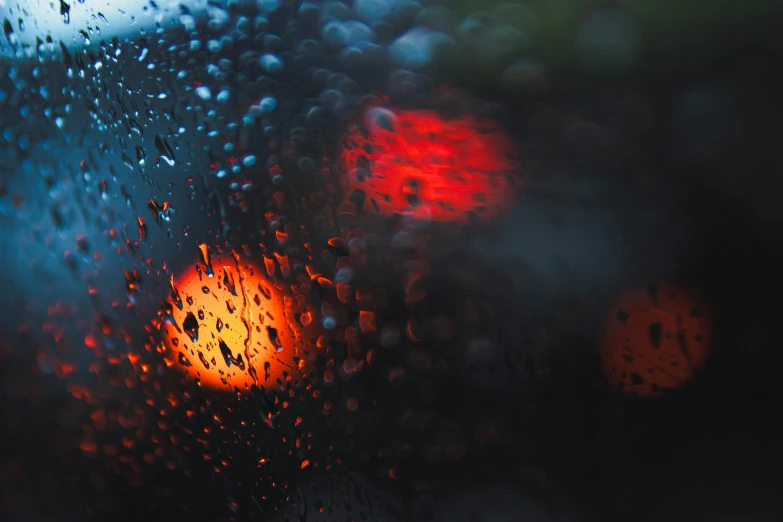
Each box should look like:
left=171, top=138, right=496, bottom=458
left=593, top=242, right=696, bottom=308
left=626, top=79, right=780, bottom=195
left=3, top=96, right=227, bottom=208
left=2, top=1, right=783, bottom=521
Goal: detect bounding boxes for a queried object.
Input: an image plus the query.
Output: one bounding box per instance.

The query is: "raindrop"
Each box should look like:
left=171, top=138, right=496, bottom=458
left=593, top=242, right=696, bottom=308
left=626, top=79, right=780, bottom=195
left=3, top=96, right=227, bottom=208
left=183, top=312, right=199, bottom=342
left=260, top=54, right=283, bottom=73
left=170, top=276, right=183, bottom=310
left=218, top=339, right=244, bottom=370
left=181, top=14, right=196, bottom=31
left=198, top=244, right=214, bottom=277
left=390, top=28, right=452, bottom=69
left=135, top=146, right=147, bottom=166
left=195, top=86, right=212, bottom=100
left=177, top=352, right=192, bottom=367
left=147, top=199, right=174, bottom=225
left=207, top=39, right=222, bottom=52
left=266, top=326, right=283, bottom=352
left=137, top=217, right=148, bottom=241
left=366, top=106, right=397, bottom=132
left=258, top=96, right=277, bottom=113
left=60, top=0, right=71, bottom=24
left=221, top=267, right=237, bottom=295
left=242, top=155, right=256, bottom=167
left=154, top=135, right=176, bottom=166
left=128, top=118, right=143, bottom=137
left=3, top=19, right=16, bottom=46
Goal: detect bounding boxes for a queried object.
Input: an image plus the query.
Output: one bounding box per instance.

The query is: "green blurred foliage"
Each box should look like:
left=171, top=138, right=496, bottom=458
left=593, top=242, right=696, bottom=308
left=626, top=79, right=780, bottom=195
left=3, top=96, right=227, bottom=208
left=446, top=0, right=782, bottom=72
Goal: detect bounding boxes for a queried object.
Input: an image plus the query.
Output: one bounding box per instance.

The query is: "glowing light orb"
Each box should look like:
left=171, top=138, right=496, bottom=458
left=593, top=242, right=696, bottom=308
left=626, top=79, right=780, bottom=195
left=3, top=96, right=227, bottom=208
left=599, top=283, right=712, bottom=397
left=338, top=107, right=520, bottom=223
left=161, top=252, right=315, bottom=392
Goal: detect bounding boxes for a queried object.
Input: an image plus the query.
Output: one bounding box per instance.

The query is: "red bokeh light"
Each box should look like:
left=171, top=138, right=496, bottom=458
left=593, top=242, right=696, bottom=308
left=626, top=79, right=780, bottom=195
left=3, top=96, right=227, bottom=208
left=339, top=107, right=520, bottom=223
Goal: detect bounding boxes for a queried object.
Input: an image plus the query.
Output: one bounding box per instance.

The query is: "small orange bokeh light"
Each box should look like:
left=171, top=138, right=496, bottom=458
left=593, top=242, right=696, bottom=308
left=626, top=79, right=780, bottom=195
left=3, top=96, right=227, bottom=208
left=599, top=283, right=712, bottom=397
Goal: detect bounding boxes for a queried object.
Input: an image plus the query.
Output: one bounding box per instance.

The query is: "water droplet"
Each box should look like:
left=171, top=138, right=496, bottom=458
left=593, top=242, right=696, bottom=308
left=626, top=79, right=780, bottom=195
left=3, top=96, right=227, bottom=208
left=195, top=86, right=212, bottom=100
left=154, top=135, right=176, bottom=166
left=198, top=244, right=214, bottom=277
left=218, top=339, right=244, bottom=370
left=3, top=19, right=17, bottom=46
left=177, top=352, right=192, bottom=367
left=183, top=312, right=199, bottom=342
left=260, top=54, right=283, bottom=73
left=266, top=326, right=283, bottom=352
left=148, top=199, right=174, bottom=225
left=217, top=89, right=230, bottom=103
left=60, top=0, right=71, bottom=24
left=242, top=155, right=256, bottom=167
left=258, top=96, right=277, bottom=113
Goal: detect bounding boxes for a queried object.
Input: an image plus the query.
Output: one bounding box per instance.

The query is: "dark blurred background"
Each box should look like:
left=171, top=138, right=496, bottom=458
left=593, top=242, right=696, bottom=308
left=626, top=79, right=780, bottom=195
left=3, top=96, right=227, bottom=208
left=2, top=1, right=783, bottom=521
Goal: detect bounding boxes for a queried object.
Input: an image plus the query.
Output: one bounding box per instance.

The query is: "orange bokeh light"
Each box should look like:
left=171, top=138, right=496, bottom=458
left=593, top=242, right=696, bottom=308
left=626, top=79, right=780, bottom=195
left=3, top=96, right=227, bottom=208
left=161, top=252, right=317, bottom=392
left=599, top=283, right=712, bottom=397
left=339, top=107, right=520, bottom=223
